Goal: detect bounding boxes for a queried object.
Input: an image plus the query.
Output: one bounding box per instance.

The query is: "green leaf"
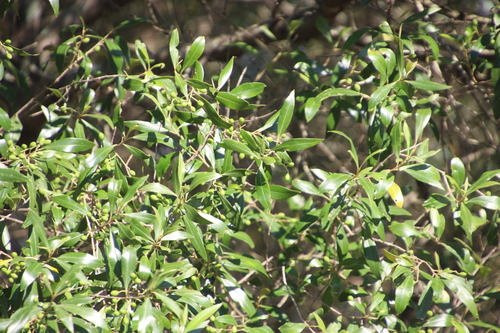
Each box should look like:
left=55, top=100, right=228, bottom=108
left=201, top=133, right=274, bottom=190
left=52, top=195, right=88, bottom=215
left=402, top=7, right=441, bottom=24
left=368, top=49, right=387, bottom=84
left=450, top=157, right=466, bottom=188
left=468, top=196, right=500, bottom=210
left=57, top=304, right=108, bottom=329
left=277, top=90, right=295, bottom=136
left=255, top=165, right=272, bottom=211
left=272, top=138, right=322, bottom=152
left=84, top=145, right=115, bottom=168
left=172, top=155, right=184, bottom=195
left=121, top=246, right=138, bottom=288
left=170, top=29, right=179, bottom=68
left=304, top=97, right=321, bottom=122
left=185, top=304, right=222, bottom=333
left=199, top=96, right=232, bottom=129
left=467, top=170, right=500, bottom=195
left=368, top=82, right=395, bottom=110
left=406, top=80, right=451, bottom=91
left=183, top=215, right=208, bottom=261
left=6, top=305, right=41, bottom=333
left=468, top=321, right=500, bottom=333
left=231, top=82, right=266, bottom=99
left=182, top=36, right=205, bottom=71
left=123, top=120, right=167, bottom=133
left=330, top=130, right=359, bottom=168
left=279, top=322, right=307, bottom=333
left=53, top=305, right=73, bottom=332
left=189, top=172, right=221, bottom=191
left=120, top=176, right=148, bottom=208
left=395, top=274, right=415, bottom=314
left=416, top=282, right=434, bottom=319
left=315, top=88, right=361, bottom=103
left=219, top=273, right=256, bottom=316
left=216, top=91, right=255, bottom=110
left=20, top=262, right=43, bottom=291
left=401, top=163, right=444, bottom=190
left=57, top=253, right=103, bottom=269
left=220, top=138, right=257, bottom=157
left=389, top=221, right=421, bottom=238
left=48, top=0, right=59, bottom=16
left=343, top=27, right=371, bottom=50
left=104, top=38, right=124, bottom=74
left=363, top=239, right=381, bottom=278
left=42, top=138, right=94, bottom=153
left=133, top=298, right=156, bottom=333
left=218, top=57, right=234, bottom=90
left=292, top=180, right=326, bottom=198
left=0, top=168, right=28, bottom=182
left=430, top=208, right=445, bottom=239
left=269, top=185, right=300, bottom=199
left=140, top=183, right=176, bottom=197
left=79, top=88, right=95, bottom=112
left=414, top=108, right=431, bottom=141
left=443, top=274, right=479, bottom=319
left=0, top=107, right=10, bottom=131
left=424, top=314, right=454, bottom=327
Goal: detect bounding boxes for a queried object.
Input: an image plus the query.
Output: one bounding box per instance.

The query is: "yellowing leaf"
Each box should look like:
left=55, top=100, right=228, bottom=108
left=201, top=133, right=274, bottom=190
left=388, top=182, right=404, bottom=208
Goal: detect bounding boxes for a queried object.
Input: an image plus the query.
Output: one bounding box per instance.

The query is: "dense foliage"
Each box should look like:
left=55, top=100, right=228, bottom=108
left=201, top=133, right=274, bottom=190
left=0, top=0, right=500, bottom=332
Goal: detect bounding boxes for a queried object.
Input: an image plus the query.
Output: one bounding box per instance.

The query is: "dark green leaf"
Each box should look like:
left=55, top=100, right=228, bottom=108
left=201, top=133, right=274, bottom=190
left=343, top=27, right=371, bottom=50
left=363, top=239, right=381, bottom=278
left=395, top=274, right=415, bottom=314
left=255, top=166, right=272, bottom=211
left=199, top=96, right=232, bottom=129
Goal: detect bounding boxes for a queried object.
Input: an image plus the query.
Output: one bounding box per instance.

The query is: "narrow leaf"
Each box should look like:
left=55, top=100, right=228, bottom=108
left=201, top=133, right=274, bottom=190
left=406, top=80, right=451, bottom=91
left=43, top=138, right=94, bottom=153
left=182, top=36, right=205, bottom=71
left=277, top=90, right=295, bottom=136
left=272, top=138, right=322, bottom=152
